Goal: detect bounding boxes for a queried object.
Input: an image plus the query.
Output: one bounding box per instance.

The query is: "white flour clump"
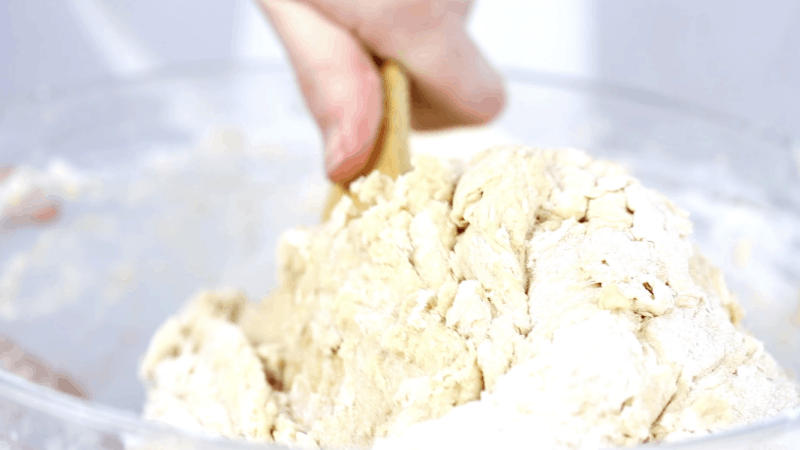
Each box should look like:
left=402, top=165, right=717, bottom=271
left=139, top=146, right=799, bottom=450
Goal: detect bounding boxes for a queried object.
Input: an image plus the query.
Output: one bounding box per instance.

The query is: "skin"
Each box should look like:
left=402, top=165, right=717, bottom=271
left=1, top=1, right=505, bottom=219
left=257, top=0, right=507, bottom=184
left=0, top=2, right=504, bottom=410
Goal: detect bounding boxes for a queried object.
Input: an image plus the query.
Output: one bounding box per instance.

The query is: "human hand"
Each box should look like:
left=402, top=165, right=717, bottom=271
left=258, top=0, right=506, bottom=184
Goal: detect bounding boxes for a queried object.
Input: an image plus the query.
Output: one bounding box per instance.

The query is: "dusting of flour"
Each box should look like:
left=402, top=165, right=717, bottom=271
left=139, top=146, right=799, bottom=449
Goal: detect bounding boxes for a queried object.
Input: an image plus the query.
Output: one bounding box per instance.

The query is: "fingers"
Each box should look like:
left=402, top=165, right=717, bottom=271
left=298, top=0, right=506, bottom=130
left=379, top=10, right=506, bottom=129
left=260, top=0, right=506, bottom=182
left=404, top=30, right=506, bottom=130
left=258, top=0, right=384, bottom=184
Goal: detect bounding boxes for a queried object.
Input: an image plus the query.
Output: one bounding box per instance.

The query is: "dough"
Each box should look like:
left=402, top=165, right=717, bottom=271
left=139, top=147, right=799, bottom=449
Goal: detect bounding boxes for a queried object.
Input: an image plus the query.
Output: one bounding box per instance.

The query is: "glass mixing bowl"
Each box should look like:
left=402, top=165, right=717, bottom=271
left=0, top=61, right=798, bottom=450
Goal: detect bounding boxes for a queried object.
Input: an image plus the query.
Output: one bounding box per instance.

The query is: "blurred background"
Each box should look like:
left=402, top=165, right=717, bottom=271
left=1, top=0, right=800, bottom=432
left=2, top=0, right=799, bottom=134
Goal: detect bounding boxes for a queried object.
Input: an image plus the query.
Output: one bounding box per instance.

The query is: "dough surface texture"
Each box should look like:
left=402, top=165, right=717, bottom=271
left=139, top=147, right=799, bottom=449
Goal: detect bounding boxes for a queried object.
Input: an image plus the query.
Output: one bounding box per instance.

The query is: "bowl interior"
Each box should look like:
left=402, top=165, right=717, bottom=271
left=0, top=62, right=798, bottom=448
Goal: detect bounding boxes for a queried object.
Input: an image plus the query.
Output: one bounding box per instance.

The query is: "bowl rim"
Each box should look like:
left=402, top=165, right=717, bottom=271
left=0, top=59, right=798, bottom=449
left=1, top=59, right=795, bottom=151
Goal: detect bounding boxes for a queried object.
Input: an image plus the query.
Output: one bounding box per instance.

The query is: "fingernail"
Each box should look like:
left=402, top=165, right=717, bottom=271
left=324, top=119, right=379, bottom=184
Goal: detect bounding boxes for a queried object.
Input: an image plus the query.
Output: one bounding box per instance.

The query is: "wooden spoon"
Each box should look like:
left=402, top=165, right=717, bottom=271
left=321, top=59, right=411, bottom=221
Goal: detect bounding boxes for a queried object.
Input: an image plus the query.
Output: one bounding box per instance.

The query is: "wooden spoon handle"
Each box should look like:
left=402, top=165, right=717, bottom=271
left=322, top=60, right=411, bottom=221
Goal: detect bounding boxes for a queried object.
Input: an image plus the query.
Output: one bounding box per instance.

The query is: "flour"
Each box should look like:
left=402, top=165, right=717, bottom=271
left=139, top=146, right=799, bottom=449
left=0, top=161, right=105, bottom=320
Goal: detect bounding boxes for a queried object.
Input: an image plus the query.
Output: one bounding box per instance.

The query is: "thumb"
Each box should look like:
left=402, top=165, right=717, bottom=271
left=259, top=0, right=384, bottom=184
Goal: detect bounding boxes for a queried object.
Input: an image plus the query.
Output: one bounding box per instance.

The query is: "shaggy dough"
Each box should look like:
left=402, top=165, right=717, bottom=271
left=139, top=147, right=799, bottom=449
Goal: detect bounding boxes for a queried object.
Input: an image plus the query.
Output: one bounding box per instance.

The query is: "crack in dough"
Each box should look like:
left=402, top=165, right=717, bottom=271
left=139, top=147, right=799, bottom=449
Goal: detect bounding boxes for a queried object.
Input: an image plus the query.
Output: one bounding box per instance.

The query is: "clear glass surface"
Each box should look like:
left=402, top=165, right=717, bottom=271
left=0, top=61, right=798, bottom=449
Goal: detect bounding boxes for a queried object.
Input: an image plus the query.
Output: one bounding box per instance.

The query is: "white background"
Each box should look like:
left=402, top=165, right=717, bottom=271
left=1, top=0, right=799, bottom=134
